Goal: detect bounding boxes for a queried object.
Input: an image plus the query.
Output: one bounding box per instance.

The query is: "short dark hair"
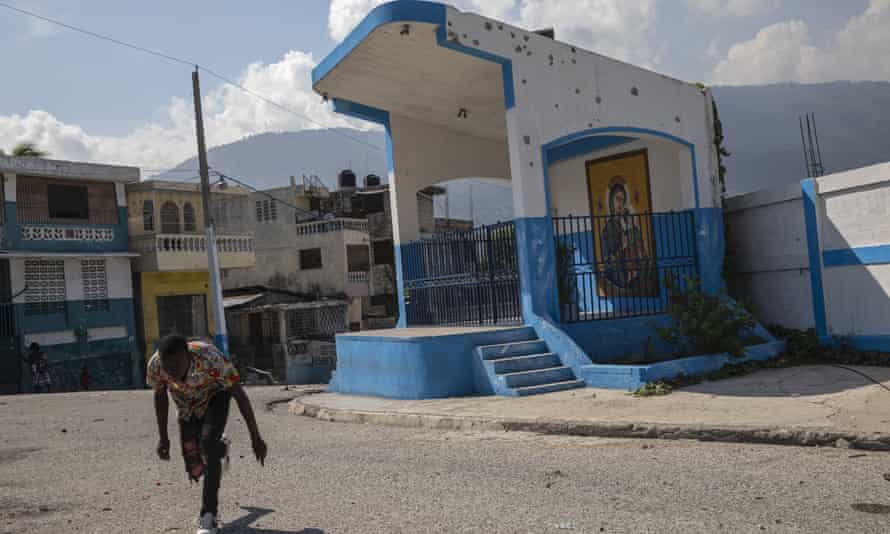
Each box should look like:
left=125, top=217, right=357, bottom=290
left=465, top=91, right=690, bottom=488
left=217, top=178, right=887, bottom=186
left=29, top=342, right=40, bottom=352
left=158, top=335, right=189, bottom=368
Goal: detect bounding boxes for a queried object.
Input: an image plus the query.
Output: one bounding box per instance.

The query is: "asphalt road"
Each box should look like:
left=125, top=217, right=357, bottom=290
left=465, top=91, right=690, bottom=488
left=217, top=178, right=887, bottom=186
left=2, top=387, right=890, bottom=533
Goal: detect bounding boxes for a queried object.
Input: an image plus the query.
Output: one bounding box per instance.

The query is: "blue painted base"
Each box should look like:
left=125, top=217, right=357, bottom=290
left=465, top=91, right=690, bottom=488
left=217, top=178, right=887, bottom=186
left=331, top=327, right=537, bottom=399
left=579, top=340, right=786, bottom=391
left=820, top=335, right=890, bottom=353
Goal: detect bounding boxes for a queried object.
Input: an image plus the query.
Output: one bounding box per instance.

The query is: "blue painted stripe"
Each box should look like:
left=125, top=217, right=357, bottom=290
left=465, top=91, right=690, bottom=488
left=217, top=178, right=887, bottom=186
left=823, top=245, right=890, bottom=267
left=436, top=27, right=515, bottom=109
left=313, top=1, right=447, bottom=86
left=541, top=126, right=701, bottom=210
left=546, top=135, right=635, bottom=167
left=801, top=179, right=828, bottom=338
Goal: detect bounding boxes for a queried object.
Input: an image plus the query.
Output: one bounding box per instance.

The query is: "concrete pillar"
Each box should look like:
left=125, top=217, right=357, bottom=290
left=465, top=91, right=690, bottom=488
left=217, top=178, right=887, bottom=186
left=506, top=113, right=560, bottom=323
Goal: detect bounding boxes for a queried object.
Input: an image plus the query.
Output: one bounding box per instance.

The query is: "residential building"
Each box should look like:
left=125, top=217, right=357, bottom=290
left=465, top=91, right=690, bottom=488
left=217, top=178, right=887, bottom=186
left=224, top=286, right=349, bottom=384
left=0, top=156, right=140, bottom=393
left=126, top=180, right=255, bottom=358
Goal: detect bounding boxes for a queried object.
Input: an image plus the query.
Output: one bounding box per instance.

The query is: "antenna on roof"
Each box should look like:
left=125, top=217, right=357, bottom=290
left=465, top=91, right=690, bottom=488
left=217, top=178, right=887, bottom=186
left=799, top=113, right=825, bottom=178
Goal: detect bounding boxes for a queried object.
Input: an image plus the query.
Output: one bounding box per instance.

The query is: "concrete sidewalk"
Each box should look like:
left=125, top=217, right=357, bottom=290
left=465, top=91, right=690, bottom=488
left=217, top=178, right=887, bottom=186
left=290, top=365, right=890, bottom=450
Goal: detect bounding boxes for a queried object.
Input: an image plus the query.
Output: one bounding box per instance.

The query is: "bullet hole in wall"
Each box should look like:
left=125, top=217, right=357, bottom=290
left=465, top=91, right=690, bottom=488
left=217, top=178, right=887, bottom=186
left=675, top=116, right=682, bottom=123
left=524, top=135, right=531, bottom=145
left=595, top=96, right=602, bottom=104
left=631, top=86, right=639, bottom=96
left=575, top=88, right=581, bottom=94
left=473, top=39, right=479, bottom=46
left=485, top=22, right=493, bottom=30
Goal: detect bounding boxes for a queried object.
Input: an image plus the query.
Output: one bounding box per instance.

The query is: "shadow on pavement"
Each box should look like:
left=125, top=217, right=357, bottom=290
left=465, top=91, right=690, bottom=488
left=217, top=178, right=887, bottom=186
left=677, top=365, right=890, bottom=398
left=223, top=506, right=324, bottom=534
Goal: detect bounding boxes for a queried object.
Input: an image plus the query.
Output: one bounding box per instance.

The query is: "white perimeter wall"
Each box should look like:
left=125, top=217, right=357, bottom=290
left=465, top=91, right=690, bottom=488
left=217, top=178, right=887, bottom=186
left=726, top=162, right=890, bottom=336
left=817, top=163, right=890, bottom=336
left=725, top=184, right=814, bottom=330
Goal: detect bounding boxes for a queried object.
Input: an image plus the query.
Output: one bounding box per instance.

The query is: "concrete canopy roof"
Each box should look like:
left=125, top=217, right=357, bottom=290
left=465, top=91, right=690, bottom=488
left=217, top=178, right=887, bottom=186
left=312, top=2, right=508, bottom=141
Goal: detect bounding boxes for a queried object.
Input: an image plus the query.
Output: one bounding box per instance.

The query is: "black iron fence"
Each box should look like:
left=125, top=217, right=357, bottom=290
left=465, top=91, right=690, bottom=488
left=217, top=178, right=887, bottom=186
left=401, top=221, right=521, bottom=327
left=554, top=211, right=698, bottom=322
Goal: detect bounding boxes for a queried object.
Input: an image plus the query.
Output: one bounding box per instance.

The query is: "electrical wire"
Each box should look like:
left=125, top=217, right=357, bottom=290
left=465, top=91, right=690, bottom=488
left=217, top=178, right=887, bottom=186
left=0, top=2, right=385, bottom=153
left=211, top=170, right=314, bottom=215
left=829, top=365, right=890, bottom=393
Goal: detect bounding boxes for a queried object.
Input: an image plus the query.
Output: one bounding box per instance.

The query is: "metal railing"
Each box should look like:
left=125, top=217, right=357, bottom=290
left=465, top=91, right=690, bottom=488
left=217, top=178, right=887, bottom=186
left=553, top=212, right=698, bottom=322
left=295, top=218, right=368, bottom=236
left=0, top=303, right=14, bottom=337
left=401, top=221, right=521, bottom=327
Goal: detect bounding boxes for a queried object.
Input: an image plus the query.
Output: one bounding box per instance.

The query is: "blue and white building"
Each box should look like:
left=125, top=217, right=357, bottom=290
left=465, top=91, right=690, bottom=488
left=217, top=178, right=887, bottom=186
left=314, top=1, right=781, bottom=399
left=0, top=156, right=140, bottom=393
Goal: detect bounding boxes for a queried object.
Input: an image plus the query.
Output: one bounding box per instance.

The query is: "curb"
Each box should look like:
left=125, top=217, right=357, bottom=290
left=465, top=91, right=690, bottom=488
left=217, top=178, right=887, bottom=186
left=288, top=397, right=890, bottom=451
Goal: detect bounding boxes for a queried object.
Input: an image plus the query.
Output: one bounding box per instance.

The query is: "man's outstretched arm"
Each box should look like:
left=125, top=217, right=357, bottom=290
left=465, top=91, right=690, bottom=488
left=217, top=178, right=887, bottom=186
left=231, top=384, right=267, bottom=465
left=154, top=385, right=170, bottom=460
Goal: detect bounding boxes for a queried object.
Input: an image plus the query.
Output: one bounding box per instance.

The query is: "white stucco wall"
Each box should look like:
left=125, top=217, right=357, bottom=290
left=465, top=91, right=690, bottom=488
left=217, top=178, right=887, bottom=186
left=726, top=162, right=890, bottom=336
left=815, top=162, right=890, bottom=336
left=548, top=137, right=687, bottom=218
left=389, top=114, right=510, bottom=243
left=725, top=183, right=814, bottom=330
left=443, top=6, right=718, bottom=219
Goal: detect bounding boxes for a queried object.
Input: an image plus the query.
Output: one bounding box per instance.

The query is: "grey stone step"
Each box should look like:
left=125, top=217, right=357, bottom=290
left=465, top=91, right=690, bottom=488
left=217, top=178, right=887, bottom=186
left=502, top=366, right=575, bottom=389
left=491, top=353, right=561, bottom=374
left=515, top=379, right=586, bottom=397
left=478, top=339, right=548, bottom=360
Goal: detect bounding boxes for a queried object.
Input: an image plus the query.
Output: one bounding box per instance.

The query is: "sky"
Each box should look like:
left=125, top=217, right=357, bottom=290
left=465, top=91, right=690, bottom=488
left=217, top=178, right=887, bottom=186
left=0, top=0, right=886, bottom=174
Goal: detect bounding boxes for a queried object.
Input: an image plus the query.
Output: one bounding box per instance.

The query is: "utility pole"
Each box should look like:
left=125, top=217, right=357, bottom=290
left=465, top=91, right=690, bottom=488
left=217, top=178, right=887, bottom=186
left=192, top=67, right=228, bottom=354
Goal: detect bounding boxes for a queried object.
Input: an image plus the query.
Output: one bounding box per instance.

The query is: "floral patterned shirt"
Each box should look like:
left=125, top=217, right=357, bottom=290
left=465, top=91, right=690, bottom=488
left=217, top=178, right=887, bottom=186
left=146, top=341, right=241, bottom=420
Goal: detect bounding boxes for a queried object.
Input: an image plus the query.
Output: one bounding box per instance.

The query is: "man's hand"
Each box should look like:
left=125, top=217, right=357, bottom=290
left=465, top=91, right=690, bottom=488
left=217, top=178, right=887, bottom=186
left=252, top=436, right=267, bottom=466
left=156, top=437, right=170, bottom=461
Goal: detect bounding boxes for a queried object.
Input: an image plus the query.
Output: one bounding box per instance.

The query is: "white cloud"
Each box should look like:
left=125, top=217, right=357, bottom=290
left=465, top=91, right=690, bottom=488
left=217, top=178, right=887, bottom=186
left=0, top=50, right=372, bottom=173
left=710, top=0, right=890, bottom=84
left=519, top=0, right=658, bottom=64
left=686, top=0, right=778, bottom=18
left=328, top=0, right=516, bottom=42
left=328, top=0, right=659, bottom=66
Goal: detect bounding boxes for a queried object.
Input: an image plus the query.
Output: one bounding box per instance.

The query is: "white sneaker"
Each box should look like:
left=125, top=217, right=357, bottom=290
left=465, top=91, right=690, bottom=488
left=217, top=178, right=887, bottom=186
left=196, top=512, right=218, bottom=534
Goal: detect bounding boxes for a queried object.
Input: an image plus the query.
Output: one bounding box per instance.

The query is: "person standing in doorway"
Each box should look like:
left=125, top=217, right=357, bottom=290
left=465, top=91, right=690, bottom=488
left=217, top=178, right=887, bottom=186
left=148, top=335, right=268, bottom=534
left=24, top=342, right=51, bottom=393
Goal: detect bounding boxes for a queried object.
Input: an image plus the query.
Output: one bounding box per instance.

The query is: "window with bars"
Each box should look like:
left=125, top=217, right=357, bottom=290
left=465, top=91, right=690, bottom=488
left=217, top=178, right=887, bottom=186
left=24, top=259, right=66, bottom=315
left=143, top=200, right=154, bottom=232
left=255, top=199, right=278, bottom=222
left=81, top=259, right=109, bottom=312
left=183, top=202, right=197, bottom=232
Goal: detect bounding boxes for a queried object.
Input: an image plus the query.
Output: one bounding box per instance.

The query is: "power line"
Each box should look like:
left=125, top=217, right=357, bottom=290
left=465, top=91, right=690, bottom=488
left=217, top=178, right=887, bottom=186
left=199, top=67, right=385, bottom=153
left=211, top=170, right=313, bottom=215
left=0, top=2, right=385, bottom=153
left=0, top=2, right=194, bottom=67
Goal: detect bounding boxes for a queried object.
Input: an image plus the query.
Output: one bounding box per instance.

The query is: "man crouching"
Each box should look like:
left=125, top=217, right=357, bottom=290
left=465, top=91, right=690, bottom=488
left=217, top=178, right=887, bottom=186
left=149, top=335, right=268, bottom=534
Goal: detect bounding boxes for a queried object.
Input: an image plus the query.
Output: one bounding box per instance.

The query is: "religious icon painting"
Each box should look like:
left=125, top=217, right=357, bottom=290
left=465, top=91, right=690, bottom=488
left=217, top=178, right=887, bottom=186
left=585, top=149, right=658, bottom=298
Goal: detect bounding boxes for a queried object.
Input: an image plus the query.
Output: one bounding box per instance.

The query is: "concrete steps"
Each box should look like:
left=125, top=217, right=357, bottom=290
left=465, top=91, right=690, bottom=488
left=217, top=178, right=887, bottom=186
left=476, top=335, right=584, bottom=397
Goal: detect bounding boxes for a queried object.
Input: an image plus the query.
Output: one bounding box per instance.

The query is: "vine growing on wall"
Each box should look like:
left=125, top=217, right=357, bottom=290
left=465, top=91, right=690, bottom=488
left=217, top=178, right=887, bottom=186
left=696, top=83, right=730, bottom=198
left=697, top=83, right=733, bottom=287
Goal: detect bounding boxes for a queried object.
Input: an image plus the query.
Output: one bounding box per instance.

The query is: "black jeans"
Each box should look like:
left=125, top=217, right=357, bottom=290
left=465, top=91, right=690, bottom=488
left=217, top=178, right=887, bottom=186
left=179, top=391, right=230, bottom=516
